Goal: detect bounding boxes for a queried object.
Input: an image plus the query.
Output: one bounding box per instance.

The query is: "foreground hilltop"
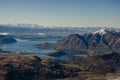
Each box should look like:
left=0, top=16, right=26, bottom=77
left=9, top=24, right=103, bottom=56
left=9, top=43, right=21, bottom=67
left=0, top=52, right=120, bottom=80
left=0, top=56, right=80, bottom=80
left=38, top=28, right=120, bottom=54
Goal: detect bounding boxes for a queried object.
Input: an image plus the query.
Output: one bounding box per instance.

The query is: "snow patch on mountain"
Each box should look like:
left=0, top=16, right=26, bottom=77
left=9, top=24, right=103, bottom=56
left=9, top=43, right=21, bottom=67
left=0, top=24, right=43, bottom=28
left=93, top=29, right=106, bottom=34
left=93, top=28, right=118, bottom=35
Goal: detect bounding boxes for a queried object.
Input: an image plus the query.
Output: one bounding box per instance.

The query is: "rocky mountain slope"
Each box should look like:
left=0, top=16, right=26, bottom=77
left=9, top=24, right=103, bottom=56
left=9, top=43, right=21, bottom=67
left=0, top=56, right=80, bottom=80
left=0, top=52, right=120, bottom=80
left=56, top=28, right=120, bottom=50
left=70, top=52, right=120, bottom=73
left=38, top=28, right=120, bottom=54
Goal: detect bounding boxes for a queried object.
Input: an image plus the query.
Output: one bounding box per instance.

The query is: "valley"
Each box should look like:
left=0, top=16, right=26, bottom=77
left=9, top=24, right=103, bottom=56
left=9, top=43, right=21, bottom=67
left=0, top=0, right=119, bottom=79
left=0, top=25, right=120, bottom=80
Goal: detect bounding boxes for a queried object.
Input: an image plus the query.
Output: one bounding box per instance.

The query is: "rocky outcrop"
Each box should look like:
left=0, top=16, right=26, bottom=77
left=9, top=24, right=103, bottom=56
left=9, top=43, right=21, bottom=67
left=0, top=52, right=120, bottom=80
left=55, top=34, right=88, bottom=50
left=0, top=56, right=41, bottom=80
left=70, top=52, right=120, bottom=74
left=0, top=56, right=80, bottom=80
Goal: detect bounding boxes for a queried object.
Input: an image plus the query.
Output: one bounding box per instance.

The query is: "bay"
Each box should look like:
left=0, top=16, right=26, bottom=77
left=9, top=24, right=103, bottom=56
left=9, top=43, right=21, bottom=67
left=0, top=38, right=67, bottom=60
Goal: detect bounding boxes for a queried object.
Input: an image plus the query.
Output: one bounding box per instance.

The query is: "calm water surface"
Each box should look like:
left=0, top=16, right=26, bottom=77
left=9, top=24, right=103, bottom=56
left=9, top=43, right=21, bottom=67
left=0, top=38, right=57, bottom=53
left=0, top=39, right=67, bottom=60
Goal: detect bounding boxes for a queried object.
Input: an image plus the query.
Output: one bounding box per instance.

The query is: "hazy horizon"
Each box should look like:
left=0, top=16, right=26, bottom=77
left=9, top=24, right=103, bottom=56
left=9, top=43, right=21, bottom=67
left=0, top=0, right=120, bottom=27
left=0, top=23, right=120, bottom=28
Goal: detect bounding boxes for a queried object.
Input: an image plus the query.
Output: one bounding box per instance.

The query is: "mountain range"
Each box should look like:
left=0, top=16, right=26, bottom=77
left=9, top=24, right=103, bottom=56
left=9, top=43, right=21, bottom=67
left=38, top=28, right=120, bottom=54
left=0, top=24, right=104, bottom=39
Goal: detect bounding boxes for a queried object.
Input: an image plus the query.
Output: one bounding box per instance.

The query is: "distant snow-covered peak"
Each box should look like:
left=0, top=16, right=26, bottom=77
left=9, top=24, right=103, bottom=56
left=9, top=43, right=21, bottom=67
left=93, top=29, right=106, bottom=34
left=0, top=23, right=43, bottom=28
left=93, top=28, right=117, bottom=35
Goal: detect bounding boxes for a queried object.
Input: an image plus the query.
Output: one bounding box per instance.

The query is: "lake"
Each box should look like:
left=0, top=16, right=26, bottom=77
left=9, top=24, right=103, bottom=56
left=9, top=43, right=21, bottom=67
left=0, top=38, right=67, bottom=60
left=0, top=38, right=57, bottom=53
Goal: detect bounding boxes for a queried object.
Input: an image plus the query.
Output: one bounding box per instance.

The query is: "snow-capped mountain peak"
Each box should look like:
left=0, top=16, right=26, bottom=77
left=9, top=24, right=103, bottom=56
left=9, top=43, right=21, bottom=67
left=0, top=24, right=43, bottom=28
left=93, top=28, right=117, bottom=35
left=93, top=29, right=106, bottom=34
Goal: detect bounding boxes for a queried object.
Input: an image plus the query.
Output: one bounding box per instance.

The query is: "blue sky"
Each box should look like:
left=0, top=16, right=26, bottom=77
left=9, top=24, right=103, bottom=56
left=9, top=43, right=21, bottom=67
left=0, top=0, right=120, bottom=27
